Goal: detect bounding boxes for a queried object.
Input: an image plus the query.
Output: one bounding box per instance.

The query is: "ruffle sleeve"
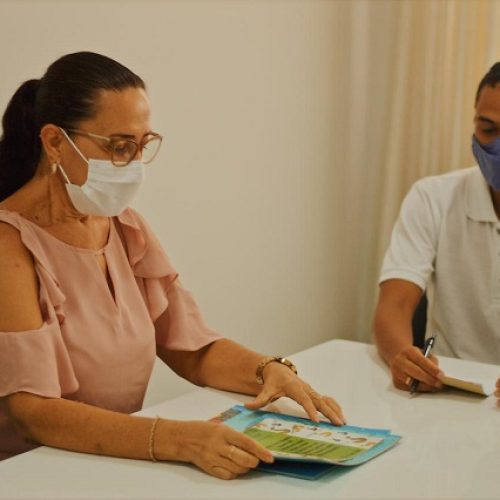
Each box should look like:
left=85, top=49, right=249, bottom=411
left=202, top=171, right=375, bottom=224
left=116, top=208, right=222, bottom=351
left=0, top=211, right=79, bottom=399
left=0, top=267, right=79, bottom=399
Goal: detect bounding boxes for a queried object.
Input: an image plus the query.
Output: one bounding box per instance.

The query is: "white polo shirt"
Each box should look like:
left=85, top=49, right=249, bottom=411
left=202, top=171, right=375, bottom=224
left=380, top=166, right=500, bottom=363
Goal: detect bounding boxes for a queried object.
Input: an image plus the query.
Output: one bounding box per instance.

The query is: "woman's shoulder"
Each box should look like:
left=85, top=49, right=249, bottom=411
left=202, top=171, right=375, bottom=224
left=0, top=217, right=41, bottom=332
left=115, top=207, right=158, bottom=249
left=116, top=207, right=149, bottom=230
left=0, top=194, right=37, bottom=273
left=0, top=216, right=34, bottom=269
left=0, top=216, right=23, bottom=248
left=115, top=207, right=177, bottom=280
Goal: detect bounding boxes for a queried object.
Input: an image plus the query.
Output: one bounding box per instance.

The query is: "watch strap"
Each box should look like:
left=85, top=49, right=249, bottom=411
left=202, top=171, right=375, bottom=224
left=255, top=356, right=297, bottom=384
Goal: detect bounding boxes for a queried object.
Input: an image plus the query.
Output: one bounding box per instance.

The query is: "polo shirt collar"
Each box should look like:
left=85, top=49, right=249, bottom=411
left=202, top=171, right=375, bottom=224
left=466, top=167, right=498, bottom=223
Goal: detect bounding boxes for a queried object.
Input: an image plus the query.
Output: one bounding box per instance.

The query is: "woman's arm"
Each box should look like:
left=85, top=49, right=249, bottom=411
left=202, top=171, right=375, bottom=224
left=7, top=392, right=273, bottom=479
left=7, top=393, right=164, bottom=460
left=158, top=338, right=265, bottom=394
left=158, top=338, right=346, bottom=425
left=0, top=223, right=272, bottom=479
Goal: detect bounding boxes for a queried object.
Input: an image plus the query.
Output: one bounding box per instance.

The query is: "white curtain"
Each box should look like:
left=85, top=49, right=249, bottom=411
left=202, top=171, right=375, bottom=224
left=333, top=0, right=500, bottom=341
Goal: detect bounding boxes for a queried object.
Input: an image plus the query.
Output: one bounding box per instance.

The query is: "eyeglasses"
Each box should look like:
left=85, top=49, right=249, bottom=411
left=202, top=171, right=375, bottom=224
left=64, top=128, right=163, bottom=167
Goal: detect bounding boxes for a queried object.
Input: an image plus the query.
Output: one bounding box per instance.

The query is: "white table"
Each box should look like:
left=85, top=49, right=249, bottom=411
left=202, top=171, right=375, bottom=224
left=1, top=340, right=499, bottom=500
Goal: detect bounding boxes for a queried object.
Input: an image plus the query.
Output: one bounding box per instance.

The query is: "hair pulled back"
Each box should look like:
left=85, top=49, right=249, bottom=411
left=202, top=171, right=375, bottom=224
left=0, top=52, right=145, bottom=201
left=476, top=62, right=500, bottom=104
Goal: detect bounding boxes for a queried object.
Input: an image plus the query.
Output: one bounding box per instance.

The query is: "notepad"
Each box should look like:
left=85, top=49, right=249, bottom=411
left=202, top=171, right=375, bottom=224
left=211, top=405, right=401, bottom=480
left=442, top=374, right=496, bottom=396
left=438, top=356, right=499, bottom=396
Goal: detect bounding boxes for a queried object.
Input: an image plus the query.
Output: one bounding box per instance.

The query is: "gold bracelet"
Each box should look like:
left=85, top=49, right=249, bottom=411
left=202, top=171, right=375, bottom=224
left=255, top=356, right=297, bottom=384
left=148, top=416, right=160, bottom=462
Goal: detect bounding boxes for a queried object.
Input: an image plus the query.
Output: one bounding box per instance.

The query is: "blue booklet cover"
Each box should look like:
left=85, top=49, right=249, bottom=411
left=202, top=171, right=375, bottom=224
left=211, top=405, right=401, bottom=480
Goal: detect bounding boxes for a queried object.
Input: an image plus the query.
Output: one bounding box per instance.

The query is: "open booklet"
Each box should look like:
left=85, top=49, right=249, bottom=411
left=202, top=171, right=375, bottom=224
left=438, top=356, right=499, bottom=396
left=211, top=405, right=401, bottom=480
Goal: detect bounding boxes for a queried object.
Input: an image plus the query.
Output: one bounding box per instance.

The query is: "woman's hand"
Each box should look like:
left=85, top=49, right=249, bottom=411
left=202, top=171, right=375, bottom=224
left=390, top=345, right=443, bottom=392
left=245, top=362, right=346, bottom=425
left=495, top=378, right=500, bottom=402
left=169, top=420, right=274, bottom=480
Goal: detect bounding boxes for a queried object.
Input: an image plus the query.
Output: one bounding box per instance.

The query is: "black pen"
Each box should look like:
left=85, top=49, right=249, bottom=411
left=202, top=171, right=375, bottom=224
left=409, top=335, right=437, bottom=395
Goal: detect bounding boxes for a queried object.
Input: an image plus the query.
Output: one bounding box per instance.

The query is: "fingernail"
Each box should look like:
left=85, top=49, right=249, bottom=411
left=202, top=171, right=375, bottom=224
left=405, top=377, right=411, bottom=385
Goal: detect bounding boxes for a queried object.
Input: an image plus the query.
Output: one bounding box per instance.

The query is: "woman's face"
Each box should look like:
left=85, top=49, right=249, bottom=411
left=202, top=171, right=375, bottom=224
left=59, top=87, right=153, bottom=185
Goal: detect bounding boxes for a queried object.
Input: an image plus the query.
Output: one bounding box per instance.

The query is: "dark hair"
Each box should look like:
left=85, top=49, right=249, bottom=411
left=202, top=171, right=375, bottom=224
left=0, top=52, right=145, bottom=201
left=475, top=62, right=500, bottom=104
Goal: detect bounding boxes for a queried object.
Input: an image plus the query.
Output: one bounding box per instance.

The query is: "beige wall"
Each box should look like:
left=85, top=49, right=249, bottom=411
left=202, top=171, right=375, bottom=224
left=0, top=1, right=348, bottom=403
left=1, top=1, right=499, bottom=405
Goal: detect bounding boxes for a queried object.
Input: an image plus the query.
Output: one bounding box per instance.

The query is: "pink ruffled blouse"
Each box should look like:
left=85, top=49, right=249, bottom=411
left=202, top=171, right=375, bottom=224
left=0, top=208, right=221, bottom=460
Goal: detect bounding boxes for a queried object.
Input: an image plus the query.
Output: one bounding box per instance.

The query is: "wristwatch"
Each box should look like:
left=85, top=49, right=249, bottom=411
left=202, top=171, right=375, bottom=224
left=256, top=356, right=298, bottom=384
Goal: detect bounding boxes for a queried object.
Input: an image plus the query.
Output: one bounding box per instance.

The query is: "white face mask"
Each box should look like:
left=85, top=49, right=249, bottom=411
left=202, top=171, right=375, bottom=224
left=58, top=129, right=145, bottom=216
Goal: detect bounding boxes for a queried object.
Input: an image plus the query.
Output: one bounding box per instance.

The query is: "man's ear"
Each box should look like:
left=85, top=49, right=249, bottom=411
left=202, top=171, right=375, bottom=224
left=39, top=124, right=64, bottom=165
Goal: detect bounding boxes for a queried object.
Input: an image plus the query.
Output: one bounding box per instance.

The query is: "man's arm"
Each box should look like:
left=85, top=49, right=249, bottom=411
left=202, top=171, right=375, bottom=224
left=373, top=279, right=442, bottom=392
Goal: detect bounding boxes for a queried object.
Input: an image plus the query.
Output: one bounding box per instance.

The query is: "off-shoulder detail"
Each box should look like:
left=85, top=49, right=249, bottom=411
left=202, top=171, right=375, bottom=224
left=0, top=210, right=60, bottom=281
left=0, top=213, right=76, bottom=397
left=0, top=211, right=67, bottom=325
left=0, top=310, right=79, bottom=399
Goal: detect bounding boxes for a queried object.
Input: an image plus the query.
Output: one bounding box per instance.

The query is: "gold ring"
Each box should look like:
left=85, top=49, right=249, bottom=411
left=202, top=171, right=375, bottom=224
left=228, top=445, right=236, bottom=461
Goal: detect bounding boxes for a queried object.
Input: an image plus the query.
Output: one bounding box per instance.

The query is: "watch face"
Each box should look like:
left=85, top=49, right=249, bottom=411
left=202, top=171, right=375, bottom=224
left=281, top=358, right=297, bottom=373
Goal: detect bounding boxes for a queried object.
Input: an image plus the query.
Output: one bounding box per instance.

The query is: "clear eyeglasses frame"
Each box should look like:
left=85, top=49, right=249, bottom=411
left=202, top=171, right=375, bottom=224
left=64, top=128, right=163, bottom=167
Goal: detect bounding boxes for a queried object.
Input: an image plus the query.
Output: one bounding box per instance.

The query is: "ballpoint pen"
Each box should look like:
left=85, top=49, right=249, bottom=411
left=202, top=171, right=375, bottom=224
left=409, top=335, right=437, bottom=395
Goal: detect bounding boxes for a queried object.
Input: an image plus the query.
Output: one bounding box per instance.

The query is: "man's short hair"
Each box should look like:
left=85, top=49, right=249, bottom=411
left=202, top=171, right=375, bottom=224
left=476, top=62, right=500, bottom=104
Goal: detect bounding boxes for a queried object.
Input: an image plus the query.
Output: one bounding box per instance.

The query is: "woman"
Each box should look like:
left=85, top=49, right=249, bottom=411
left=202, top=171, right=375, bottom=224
left=0, top=52, right=345, bottom=479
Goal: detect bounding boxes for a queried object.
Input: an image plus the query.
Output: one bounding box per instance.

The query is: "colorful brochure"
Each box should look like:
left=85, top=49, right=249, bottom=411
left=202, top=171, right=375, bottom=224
left=211, top=405, right=401, bottom=480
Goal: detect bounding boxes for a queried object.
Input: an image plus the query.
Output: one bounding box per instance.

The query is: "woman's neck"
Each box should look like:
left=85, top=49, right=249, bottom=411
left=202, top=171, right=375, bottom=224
left=0, top=170, right=89, bottom=226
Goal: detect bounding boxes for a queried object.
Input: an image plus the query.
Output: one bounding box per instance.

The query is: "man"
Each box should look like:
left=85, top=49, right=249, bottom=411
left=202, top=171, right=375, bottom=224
left=373, top=62, right=500, bottom=398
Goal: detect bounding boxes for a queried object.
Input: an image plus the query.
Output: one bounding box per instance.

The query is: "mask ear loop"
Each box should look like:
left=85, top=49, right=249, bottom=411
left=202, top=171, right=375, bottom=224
left=57, top=161, right=72, bottom=185
left=59, top=128, right=89, bottom=164
left=58, top=128, right=90, bottom=185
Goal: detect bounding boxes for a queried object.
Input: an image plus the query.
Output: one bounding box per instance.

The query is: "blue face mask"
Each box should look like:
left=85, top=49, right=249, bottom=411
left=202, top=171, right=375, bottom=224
left=472, top=135, right=500, bottom=190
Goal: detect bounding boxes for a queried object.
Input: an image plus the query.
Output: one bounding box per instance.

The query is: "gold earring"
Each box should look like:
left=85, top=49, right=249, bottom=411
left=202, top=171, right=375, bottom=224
left=50, top=162, right=58, bottom=175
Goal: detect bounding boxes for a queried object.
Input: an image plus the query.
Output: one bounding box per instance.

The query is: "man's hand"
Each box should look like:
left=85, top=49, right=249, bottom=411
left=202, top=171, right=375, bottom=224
left=390, top=345, right=443, bottom=392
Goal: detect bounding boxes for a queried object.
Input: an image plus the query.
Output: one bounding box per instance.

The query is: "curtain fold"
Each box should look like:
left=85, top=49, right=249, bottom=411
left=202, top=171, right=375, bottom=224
left=337, top=0, right=500, bottom=341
